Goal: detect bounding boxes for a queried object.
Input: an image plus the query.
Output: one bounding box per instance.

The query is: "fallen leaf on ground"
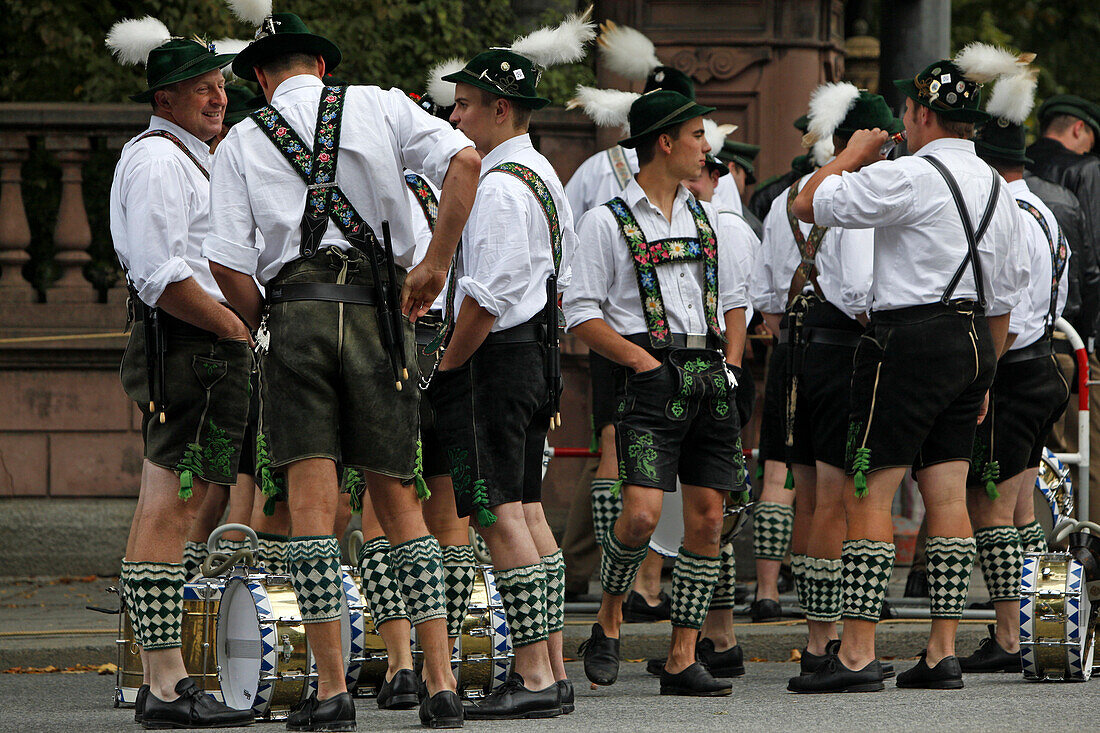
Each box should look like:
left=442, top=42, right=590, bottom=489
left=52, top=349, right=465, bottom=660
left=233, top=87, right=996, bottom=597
left=98, top=663, right=118, bottom=675
left=787, top=648, right=802, bottom=663
left=748, top=657, right=767, bottom=663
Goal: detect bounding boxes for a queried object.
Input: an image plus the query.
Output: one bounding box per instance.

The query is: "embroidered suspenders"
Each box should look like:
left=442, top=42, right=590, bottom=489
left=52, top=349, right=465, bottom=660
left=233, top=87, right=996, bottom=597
left=604, top=196, right=723, bottom=349
left=784, top=181, right=828, bottom=305
left=1017, top=199, right=1068, bottom=336
left=135, top=130, right=210, bottom=179
left=487, top=162, right=563, bottom=272
left=404, top=172, right=458, bottom=359
left=607, top=145, right=633, bottom=191
left=404, top=172, right=439, bottom=229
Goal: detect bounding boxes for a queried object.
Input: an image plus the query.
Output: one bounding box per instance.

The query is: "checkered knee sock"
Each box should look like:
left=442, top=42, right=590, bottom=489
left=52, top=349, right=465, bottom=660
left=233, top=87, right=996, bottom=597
left=494, top=562, right=549, bottom=647
left=441, top=544, right=476, bottom=638
left=974, top=526, right=1024, bottom=603
left=389, top=535, right=447, bottom=626
left=841, top=539, right=894, bottom=622
left=926, top=535, right=977, bottom=619
left=357, top=536, right=409, bottom=626
left=256, top=532, right=289, bottom=575
left=119, top=559, right=143, bottom=641
left=129, top=561, right=186, bottom=650
left=599, top=526, right=649, bottom=596
left=1017, top=520, right=1048, bottom=554
left=541, top=549, right=566, bottom=634
left=753, top=501, right=794, bottom=562
left=791, top=553, right=810, bottom=612
left=802, top=556, right=843, bottom=623
left=289, top=535, right=344, bottom=624
left=182, top=541, right=207, bottom=579
left=709, top=542, right=738, bottom=610
left=590, top=478, right=622, bottom=550
left=671, top=547, right=721, bottom=630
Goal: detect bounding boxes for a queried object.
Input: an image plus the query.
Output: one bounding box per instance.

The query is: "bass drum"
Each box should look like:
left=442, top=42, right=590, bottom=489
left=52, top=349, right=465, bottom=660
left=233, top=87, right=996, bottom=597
left=1020, top=552, right=1096, bottom=681
left=116, top=577, right=224, bottom=706
left=217, top=573, right=351, bottom=719
left=1034, top=449, right=1074, bottom=538
left=453, top=564, right=513, bottom=700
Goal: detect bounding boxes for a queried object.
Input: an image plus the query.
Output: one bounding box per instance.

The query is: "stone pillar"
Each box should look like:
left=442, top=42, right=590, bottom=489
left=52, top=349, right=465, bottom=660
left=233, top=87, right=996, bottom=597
left=45, top=135, right=93, bottom=302
left=878, top=0, right=950, bottom=111
left=0, top=133, right=34, bottom=302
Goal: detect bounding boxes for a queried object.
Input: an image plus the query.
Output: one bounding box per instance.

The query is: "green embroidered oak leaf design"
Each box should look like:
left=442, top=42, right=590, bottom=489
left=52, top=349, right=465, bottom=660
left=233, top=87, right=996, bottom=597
left=447, top=447, right=471, bottom=493
left=627, top=430, right=659, bottom=482
left=683, top=358, right=710, bottom=374
left=203, top=420, right=233, bottom=479
left=199, top=361, right=220, bottom=376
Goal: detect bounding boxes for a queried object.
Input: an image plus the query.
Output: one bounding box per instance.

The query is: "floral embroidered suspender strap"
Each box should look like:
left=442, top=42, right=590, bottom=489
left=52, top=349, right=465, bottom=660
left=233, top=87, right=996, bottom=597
left=486, top=162, right=562, bottom=272
left=404, top=172, right=458, bottom=355
left=604, top=196, right=723, bottom=349
left=1017, top=199, right=1068, bottom=336
left=784, top=181, right=828, bottom=305
left=607, top=145, right=633, bottom=190
left=135, top=130, right=209, bottom=179
left=404, top=172, right=439, bottom=230
left=251, top=85, right=381, bottom=260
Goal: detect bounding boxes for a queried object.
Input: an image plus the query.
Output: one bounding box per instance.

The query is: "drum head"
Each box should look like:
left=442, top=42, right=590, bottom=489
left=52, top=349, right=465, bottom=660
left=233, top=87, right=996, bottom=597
left=217, top=578, right=262, bottom=710
left=649, top=484, right=684, bottom=558
left=1035, top=449, right=1074, bottom=536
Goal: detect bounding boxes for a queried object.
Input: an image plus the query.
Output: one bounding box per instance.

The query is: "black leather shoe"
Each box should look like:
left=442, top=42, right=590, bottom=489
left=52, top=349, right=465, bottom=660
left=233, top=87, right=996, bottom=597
left=463, top=674, right=562, bottom=720
left=896, top=653, right=964, bottom=689
left=799, top=639, right=842, bottom=675
left=750, top=598, right=782, bottom=622
left=377, top=669, right=420, bottom=710
left=285, top=692, right=355, bottom=731
left=696, top=638, right=745, bottom=677
left=418, top=690, right=464, bottom=729
left=787, top=655, right=884, bottom=693
left=141, top=678, right=254, bottom=729
left=134, top=684, right=150, bottom=723
left=579, top=622, right=620, bottom=686
left=557, top=680, right=575, bottom=714
left=660, top=662, right=732, bottom=696
left=959, top=625, right=1022, bottom=673
left=903, top=568, right=929, bottom=598
left=623, top=590, right=671, bottom=622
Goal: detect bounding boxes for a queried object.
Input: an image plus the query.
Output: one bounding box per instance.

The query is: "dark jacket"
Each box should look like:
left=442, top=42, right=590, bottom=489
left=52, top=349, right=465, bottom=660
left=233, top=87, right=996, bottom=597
left=1026, top=137, right=1100, bottom=341
left=747, top=154, right=815, bottom=222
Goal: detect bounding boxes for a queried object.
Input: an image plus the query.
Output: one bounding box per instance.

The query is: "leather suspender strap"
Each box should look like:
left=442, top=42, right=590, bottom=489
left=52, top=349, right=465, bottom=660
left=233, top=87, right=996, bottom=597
left=924, top=155, right=1000, bottom=308
left=135, top=130, right=209, bottom=179
left=607, top=145, right=633, bottom=190
left=784, top=181, right=828, bottom=306
left=1016, top=199, right=1068, bottom=336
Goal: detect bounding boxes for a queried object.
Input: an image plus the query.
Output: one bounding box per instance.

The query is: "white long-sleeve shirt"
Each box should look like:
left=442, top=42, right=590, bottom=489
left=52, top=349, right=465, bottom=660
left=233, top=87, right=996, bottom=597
left=564, top=145, right=639, bottom=219
left=812, top=137, right=1026, bottom=316
left=564, top=179, right=748, bottom=336
left=202, top=74, right=474, bottom=284
left=1008, top=178, right=1070, bottom=349
left=714, top=208, right=758, bottom=325
left=109, top=116, right=223, bottom=307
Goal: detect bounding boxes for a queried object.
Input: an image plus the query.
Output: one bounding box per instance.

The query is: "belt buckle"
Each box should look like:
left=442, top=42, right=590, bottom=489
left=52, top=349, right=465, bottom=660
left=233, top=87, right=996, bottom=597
left=685, top=333, right=707, bottom=349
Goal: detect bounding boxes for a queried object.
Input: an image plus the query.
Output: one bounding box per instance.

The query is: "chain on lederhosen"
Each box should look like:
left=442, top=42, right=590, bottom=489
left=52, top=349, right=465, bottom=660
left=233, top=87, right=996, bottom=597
left=1016, top=199, right=1068, bottom=338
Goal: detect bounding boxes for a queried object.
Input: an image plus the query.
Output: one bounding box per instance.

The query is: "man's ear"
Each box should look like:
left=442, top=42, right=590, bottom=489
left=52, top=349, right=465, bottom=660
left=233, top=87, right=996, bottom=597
left=658, top=131, right=674, bottom=156
left=154, top=89, right=170, bottom=111
left=496, top=97, right=510, bottom=126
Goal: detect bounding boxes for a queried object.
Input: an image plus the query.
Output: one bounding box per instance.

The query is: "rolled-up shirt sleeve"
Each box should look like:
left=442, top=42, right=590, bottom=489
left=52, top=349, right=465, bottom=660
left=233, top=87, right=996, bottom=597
left=202, top=134, right=260, bottom=276
left=814, top=161, right=917, bottom=229
left=563, top=207, right=615, bottom=330
left=457, top=182, right=533, bottom=317
left=385, top=88, right=474, bottom=187
left=123, top=156, right=195, bottom=307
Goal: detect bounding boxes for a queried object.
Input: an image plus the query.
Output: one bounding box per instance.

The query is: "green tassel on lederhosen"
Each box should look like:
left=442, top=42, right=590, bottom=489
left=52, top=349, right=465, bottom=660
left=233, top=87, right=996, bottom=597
left=852, top=448, right=871, bottom=498
left=414, top=442, right=431, bottom=501
left=783, top=466, right=795, bottom=489
left=982, top=460, right=1001, bottom=500
left=343, top=467, right=365, bottom=514
left=255, top=432, right=281, bottom=515
left=473, top=479, right=496, bottom=528
left=175, top=443, right=203, bottom=501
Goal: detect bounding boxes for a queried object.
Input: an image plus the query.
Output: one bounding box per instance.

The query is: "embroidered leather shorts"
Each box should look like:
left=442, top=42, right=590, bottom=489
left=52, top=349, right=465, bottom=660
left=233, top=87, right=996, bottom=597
left=614, top=348, right=745, bottom=493
left=120, top=327, right=252, bottom=486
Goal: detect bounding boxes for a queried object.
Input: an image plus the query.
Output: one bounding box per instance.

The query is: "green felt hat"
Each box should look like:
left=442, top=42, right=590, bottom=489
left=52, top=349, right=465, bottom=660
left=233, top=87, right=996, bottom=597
left=442, top=49, right=550, bottom=110
left=1037, top=94, right=1100, bottom=140
left=717, top=140, right=760, bottom=184
left=231, top=13, right=342, bottom=83
left=130, top=38, right=235, bottom=103
left=894, top=60, right=989, bottom=124
left=704, top=154, right=729, bottom=178
left=618, top=90, right=716, bottom=149
left=837, top=91, right=904, bottom=135
left=223, top=85, right=265, bottom=126
left=975, top=118, right=1031, bottom=165
left=643, top=66, right=695, bottom=99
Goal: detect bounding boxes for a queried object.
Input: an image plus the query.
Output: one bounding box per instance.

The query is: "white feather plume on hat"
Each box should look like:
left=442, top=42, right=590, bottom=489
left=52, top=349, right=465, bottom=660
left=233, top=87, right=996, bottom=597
left=802, top=82, right=860, bottom=147
left=703, top=119, right=738, bottom=157
left=426, top=58, right=466, bottom=108
left=567, top=86, right=639, bottom=131
left=510, top=6, right=596, bottom=68
left=227, top=0, right=273, bottom=27
left=105, top=17, right=172, bottom=66
left=596, top=20, right=660, bottom=81
left=811, top=139, right=836, bottom=167
left=954, top=42, right=1035, bottom=84
left=986, top=69, right=1038, bottom=125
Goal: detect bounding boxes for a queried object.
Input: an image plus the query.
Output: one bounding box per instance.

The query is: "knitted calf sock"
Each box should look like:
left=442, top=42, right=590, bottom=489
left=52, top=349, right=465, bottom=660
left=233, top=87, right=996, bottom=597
left=802, top=556, right=843, bottom=623
left=974, top=526, right=1024, bottom=603
left=357, top=536, right=409, bottom=626
left=129, top=562, right=186, bottom=650
left=926, top=535, right=977, bottom=619
left=841, top=539, right=895, bottom=622
left=670, top=547, right=721, bottom=630
left=441, top=544, right=476, bottom=638
left=256, top=531, right=289, bottom=575
left=753, top=501, right=794, bottom=561
left=494, top=562, right=549, bottom=647
left=119, top=559, right=144, bottom=641
left=791, top=553, right=810, bottom=613
left=709, top=542, right=738, bottom=610
left=541, top=549, right=566, bottom=634
left=590, top=478, right=621, bottom=550
left=1016, top=520, right=1048, bottom=554
left=599, top=526, right=649, bottom=596
left=288, top=535, right=344, bottom=624
left=182, top=541, right=207, bottom=579
left=389, top=535, right=447, bottom=626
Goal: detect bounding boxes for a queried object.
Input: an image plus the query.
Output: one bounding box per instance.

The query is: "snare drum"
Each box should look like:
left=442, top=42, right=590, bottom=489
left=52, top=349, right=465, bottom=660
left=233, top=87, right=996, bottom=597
left=453, top=565, right=512, bottom=699
left=1020, top=552, right=1096, bottom=681
left=115, top=577, right=224, bottom=706
left=1034, top=449, right=1075, bottom=537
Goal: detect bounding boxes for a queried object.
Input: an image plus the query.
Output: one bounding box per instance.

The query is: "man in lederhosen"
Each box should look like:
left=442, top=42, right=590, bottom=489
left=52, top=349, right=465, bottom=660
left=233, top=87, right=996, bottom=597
left=107, top=18, right=255, bottom=729
left=960, top=79, right=1071, bottom=673
left=788, top=45, right=1029, bottom=693
left=568, top=90, right=749, bottom=696
left=203, top=8, right=481, bottom=728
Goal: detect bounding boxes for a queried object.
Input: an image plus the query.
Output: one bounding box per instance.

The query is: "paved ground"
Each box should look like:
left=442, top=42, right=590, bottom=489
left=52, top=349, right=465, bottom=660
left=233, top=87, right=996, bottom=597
left=1, top=660, right=1094, bottom=733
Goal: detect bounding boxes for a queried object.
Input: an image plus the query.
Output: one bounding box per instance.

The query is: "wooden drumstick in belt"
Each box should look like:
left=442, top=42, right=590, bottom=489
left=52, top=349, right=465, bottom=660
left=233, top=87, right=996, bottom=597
left=382, top=220, right=409, bottom=382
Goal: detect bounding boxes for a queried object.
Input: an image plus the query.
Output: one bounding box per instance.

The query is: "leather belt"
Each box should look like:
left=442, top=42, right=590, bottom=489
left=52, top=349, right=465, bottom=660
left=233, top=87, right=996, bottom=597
left=624, top=332, right=720, bottom=350
left=483, top=322, right=545, bottom=345
left=804, top=326, right=861, bottom=348
left=267, top=282, right=377, bottom=305
left=1001, top=338, right=1054, bottom=365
